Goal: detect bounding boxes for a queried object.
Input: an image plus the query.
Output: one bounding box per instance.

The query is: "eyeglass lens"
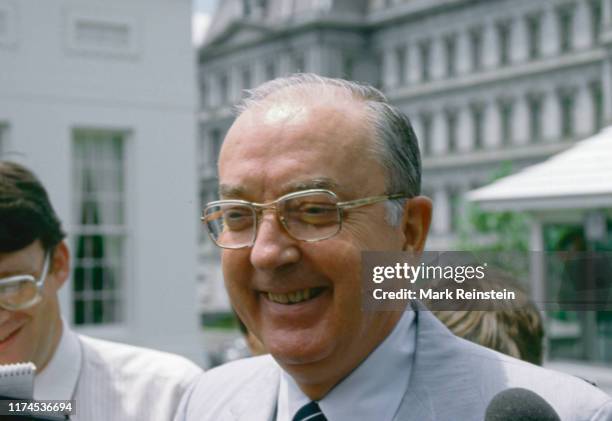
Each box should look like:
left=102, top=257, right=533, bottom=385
left=204, top=191, right=342, bottom=248
left=0, top=278, right=39, bottom=310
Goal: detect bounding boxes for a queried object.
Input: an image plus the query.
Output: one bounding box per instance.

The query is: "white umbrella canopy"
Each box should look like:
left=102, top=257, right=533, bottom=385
left=468, top=127, right=612, bottom=212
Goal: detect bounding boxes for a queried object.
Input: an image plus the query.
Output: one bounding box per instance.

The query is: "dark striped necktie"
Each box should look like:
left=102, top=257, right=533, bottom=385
left=292, top=401, right=328, bottom=421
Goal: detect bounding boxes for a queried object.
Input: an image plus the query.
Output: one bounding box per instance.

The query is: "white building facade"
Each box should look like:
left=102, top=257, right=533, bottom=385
left=0, top=0, right=203, bottom=364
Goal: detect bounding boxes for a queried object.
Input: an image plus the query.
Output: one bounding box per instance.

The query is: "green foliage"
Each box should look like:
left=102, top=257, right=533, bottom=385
left=456, top=162, right=529, bottom=252
left=200, top=312, right=238, bottom=330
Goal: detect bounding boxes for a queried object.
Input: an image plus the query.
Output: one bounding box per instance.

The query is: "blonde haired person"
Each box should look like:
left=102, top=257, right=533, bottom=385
left=426, top=267, right=543, bottom=364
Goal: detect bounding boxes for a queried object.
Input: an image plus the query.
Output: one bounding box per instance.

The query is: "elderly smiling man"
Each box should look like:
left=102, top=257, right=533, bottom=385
left=177, top=75, right=611, bottom=421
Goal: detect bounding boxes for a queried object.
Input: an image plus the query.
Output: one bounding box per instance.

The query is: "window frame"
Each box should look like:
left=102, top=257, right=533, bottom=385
left=71, top=128, right=128, bottom=328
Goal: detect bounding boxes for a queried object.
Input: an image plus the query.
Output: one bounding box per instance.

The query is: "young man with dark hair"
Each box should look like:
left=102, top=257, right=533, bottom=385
left=0, top=161, right=202, bottom=420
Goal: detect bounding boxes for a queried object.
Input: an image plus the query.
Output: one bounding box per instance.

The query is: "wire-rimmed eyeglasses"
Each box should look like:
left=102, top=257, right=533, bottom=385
left=0, top=252, right=51, bottom=311
left=201, top=189, right=408, bottom=249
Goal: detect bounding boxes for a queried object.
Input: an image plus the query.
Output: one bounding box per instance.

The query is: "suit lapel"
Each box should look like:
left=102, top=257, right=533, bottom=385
left=394, top=301, right=486, bottom=420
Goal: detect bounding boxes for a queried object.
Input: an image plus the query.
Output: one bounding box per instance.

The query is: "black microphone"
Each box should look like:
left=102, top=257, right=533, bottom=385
left=485, top=388, right=561, bottom=421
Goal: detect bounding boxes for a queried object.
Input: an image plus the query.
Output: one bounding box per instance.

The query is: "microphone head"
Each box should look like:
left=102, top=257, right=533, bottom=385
left=485, top=387, right=561, bottom=421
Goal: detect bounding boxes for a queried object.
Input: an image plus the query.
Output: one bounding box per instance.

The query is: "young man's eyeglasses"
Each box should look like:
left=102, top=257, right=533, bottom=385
left=0, top=252, right=51, bottom=311
left=202, top=189, right=408, bottom=249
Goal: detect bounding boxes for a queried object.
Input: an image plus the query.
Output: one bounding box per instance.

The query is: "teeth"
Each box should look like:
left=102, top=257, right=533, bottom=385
left=267, top=288, right=317, bottom=305
left=288, top=290, right=302, bottom=303
left=268, top=293, right=288, bottom=304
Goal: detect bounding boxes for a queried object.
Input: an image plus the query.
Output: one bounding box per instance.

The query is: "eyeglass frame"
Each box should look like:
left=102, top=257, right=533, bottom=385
left=0, top=251, right=51, bottom=311
left=201, top=188, right=409, bottom=249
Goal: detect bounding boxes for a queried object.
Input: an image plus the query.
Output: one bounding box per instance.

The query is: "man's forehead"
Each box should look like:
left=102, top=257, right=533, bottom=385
left=236, top=87, right=369, bottom=130
left=224, top=99, right=372, bottom=162
left=218, top=90, right=384, bottom=201
left=0, top=251, right=38, bottom=277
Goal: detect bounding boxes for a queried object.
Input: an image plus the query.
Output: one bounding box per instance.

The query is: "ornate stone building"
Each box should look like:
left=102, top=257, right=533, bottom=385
left=197, top=0, right=608, bottom=306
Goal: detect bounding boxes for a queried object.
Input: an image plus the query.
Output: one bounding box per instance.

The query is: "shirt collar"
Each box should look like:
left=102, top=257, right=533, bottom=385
left=278, top=310, right=416, bottom=421
left=34, top=319, right=82, bottom=401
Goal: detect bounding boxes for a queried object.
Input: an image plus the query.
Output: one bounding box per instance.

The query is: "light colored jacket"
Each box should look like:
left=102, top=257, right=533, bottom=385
left=176, top=305, right=612, bottom=421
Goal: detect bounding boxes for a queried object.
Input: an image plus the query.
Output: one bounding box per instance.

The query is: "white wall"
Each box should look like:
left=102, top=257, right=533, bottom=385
left=0, top=0, right=203, bottom=364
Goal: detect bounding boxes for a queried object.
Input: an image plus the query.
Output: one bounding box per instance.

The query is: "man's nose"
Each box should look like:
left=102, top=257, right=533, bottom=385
left=249, top=212, right=300, bottom=270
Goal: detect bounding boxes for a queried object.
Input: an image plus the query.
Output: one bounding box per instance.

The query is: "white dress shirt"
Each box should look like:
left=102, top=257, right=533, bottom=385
left=33, top=320, right=202, bottom=421
left=276, top=310, right=416, bottom=421
left=34, top=320, right=81, bottom=401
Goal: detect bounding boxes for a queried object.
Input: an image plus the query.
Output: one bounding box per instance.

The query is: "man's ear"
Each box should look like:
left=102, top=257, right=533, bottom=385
left=400, top=196, right=432, bottom=252
left=49, top=241, right=70, bottom=289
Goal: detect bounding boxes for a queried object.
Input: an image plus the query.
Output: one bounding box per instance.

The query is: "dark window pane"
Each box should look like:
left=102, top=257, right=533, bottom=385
left=74, top=299, right=85, bottom=325
left=93, top=299, right=104, bottom=324
left=558, top=7, right=574, bottom=52
left=73, top=267, right=84, bottom=292
left=420, top=40, right=431, bottom=81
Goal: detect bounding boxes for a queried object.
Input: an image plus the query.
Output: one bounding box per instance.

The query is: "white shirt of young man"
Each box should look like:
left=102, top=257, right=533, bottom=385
left=276, top=310, right=416, bottom=421
left=34, top=320, right=202, bottom=421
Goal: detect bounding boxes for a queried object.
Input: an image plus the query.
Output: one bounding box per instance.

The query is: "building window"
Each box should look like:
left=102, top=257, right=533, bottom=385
left=590, top=0, right=603, bottom=44
left=527, top=94, right=543, bottom=143
left=420, top=112, right=433, bottom=156
left=375, top=53, right=384, bottom=89
left=557, top=5, right=575, bottom=53
left=448, top=188, right=461, bottom=232
left=72, top=19, right=131, bottom=52
left=496, top=21, right=512, bottom=66
left=210, top=129, right=222, bottom=164
left=265, top=59, right=276, bottom=81
left=395, top=45, right=406, bottom=85
left=526, top=13, right=542, bottom=60
left=198, top=124, right=207, bottom=170
left=219, top=74, right=229, bottom=104
left=293, top=53, right=306, bottom=72
left=72, top=129, right=126, bottom=325
left=471, top=103, right=484, bottom=150
left=590, top=81, right=604, bottom=132
left=342, top=54, right=354, bottom=80
left=444, top=35, right=457, bottom=77
left=498, top=99, right=514, bottom=146
left=558, top=88, right=576, bottom=138
left=259, top=0, right=269, bottom=17
left=445, top=109, right=458, bottom=152
left=419, top=40, right=431, bottom=82
left=200, top=78, right=208, bottom=108
left=242, top=0, right=252, bottom=17
left=469, top=26, right=484, bottom=71
left=241, top=67, right=252, bottom=92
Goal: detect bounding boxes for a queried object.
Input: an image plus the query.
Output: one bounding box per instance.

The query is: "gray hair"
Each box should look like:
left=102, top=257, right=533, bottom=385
left=236, top=73, right=421, bottom=227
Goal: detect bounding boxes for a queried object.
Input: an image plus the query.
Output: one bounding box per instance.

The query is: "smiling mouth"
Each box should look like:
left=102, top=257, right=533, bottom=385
left=0, top=325, right=22, bottom=343
left=266, top=287, right=326, bottom=305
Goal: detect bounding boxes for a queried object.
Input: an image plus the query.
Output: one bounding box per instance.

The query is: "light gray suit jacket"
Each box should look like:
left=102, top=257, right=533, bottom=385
left=176, top=306, right=612, bottom=421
